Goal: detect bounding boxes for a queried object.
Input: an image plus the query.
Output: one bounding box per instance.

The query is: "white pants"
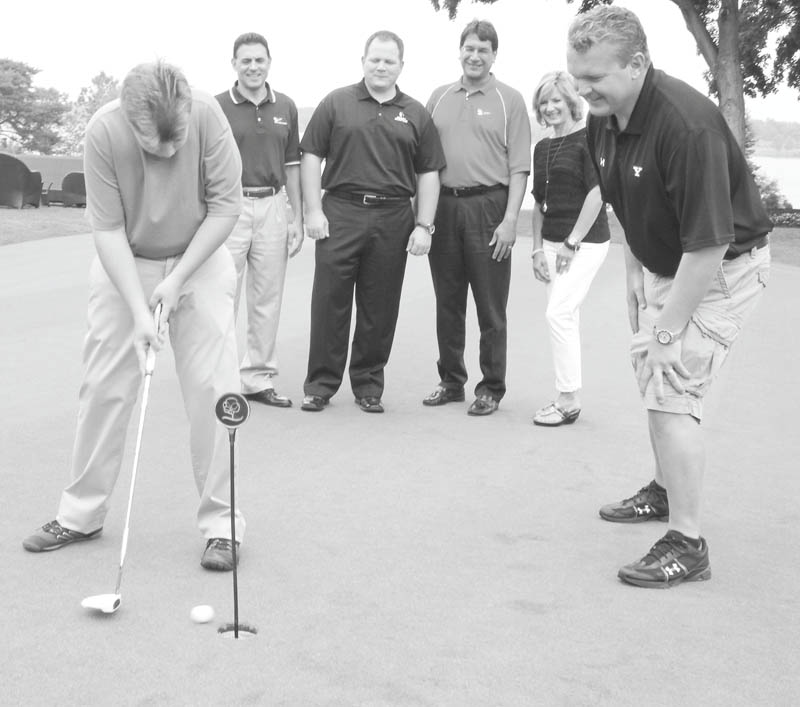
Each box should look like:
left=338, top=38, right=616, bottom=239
left=57, top=247, right=245, bottom=540
left=543, top=239, right=609, bottom=393
left=225, top=194, right=289, bottom=394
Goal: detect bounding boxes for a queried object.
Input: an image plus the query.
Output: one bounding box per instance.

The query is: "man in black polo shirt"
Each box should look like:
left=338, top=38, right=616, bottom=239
left=217, top=33, right=303, bottom=409
left=299, top=30, right=445, bottom=413
left=567, top=6, right=771, bottom=588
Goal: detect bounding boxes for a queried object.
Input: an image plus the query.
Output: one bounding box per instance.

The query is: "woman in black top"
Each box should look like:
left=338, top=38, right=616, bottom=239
left=530, top=71, right=610, bottom=426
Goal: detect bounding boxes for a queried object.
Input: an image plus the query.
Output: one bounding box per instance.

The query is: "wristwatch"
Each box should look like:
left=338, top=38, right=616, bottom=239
left=653, top=325, right=680, bottom=345
left=416, top=221, right=435, bottom=236
left=563, top=237, right=580, bottom=252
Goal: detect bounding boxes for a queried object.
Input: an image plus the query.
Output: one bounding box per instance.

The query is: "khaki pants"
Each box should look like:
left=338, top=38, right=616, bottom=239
left=225, top=194, right=289, bottom=394
left=56, top=247, right=245, bottom=540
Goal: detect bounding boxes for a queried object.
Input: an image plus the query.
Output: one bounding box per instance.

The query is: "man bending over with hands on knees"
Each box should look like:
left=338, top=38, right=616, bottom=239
left=567, top=6, right=771, bottom=588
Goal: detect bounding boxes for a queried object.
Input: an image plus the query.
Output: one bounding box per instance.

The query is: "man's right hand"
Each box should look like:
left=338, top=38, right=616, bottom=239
left=132, top=305, right=163, bottom=374
left=305, top=209, right=329, bottom=240
left=626, top=266, right=646, bottom=333
left=532, top=251, right=550, bottom=282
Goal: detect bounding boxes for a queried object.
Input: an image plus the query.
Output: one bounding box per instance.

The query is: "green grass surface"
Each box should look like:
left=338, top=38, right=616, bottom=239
left=2, top=204, right=798, bottom=266
left=0, top=205, right=90, bottom=246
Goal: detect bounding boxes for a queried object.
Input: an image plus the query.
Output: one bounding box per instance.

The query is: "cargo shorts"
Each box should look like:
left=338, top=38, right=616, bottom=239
left=631, top=244, right=770, bottom=420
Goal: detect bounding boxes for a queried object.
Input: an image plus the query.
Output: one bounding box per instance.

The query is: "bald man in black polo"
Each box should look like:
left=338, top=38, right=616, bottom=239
left=568, top=6, right=771, bottom=588
left=299, top=30, right=445, bottom=413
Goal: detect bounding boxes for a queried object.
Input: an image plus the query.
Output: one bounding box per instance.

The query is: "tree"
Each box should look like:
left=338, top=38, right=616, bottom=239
left=0, top=59, right=68, bottom=154
left=56, top=72, right=120, bottom=155
left=429, top=0, right=800, bottom=148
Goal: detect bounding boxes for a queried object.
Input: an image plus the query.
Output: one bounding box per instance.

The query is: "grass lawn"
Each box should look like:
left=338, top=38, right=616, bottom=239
left=2, top=204, right=798, bottom=266
left=0, top=205, right=90, bottom=246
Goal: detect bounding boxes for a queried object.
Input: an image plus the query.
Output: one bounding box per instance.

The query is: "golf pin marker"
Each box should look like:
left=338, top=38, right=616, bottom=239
left=215, top=393, right=250, bottom=430
left=215, top=392, right=256, bottom=639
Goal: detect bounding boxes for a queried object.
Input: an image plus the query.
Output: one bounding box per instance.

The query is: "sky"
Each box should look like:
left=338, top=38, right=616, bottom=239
left=2, top=0, right=798, bottom=121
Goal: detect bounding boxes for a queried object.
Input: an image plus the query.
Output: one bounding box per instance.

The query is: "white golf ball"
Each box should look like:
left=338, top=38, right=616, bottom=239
left=190, top=605, right=215, bottom=624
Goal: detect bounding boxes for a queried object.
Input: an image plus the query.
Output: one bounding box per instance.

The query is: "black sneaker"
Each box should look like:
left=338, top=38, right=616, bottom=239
left=599, top=480, right=669, bottom=523
left=22, top=520, right=102, bottom=552
left=618, top=530, right=711, bottom=588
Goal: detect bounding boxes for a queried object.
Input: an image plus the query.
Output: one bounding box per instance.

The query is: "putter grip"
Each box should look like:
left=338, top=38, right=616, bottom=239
left=144, top=346, right=155, bottom=374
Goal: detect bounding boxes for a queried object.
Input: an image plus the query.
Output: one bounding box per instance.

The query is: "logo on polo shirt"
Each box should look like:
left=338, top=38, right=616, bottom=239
left=476, top=108, right=492, bottom=117
left=394, top=111, right=409, bottom=124
left=273, top=116, right=288, bottom=126
left=633, top=165, right=643, bottom=178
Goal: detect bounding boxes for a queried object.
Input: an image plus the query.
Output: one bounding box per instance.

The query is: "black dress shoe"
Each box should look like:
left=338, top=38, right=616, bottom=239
left=467, top=394, right=499, bottom=416
left=422, top=386, right=465, bottom=406
left=301, top=394, right=328, bottom=412
left=355, top=396, right=384, bottom=413
left=244, top=389, right=292, bottom=408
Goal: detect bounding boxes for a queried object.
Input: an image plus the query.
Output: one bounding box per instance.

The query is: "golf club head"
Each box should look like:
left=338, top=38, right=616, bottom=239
left=218, top=622, right=258, bottom=639
left=81, top=593, right=121, bottom=614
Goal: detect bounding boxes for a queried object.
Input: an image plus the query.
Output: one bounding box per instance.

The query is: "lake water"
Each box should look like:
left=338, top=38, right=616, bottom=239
left=751, top=155, right=800, bottom=208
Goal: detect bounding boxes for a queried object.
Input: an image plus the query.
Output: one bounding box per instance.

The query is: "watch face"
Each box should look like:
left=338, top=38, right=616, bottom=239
left=656, top=329, right=673, bottom=345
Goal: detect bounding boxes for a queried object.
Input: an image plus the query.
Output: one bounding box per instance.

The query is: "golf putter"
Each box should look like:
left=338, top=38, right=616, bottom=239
left=82, top=304, right=163, bottom=614
left=214, top=392, right=257, bottom=639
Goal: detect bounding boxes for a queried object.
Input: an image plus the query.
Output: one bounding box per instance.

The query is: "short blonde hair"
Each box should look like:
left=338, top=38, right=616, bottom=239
left=121, top=60, right=192, bottom=157
left=568, top=5, right=650, bottom=67
left=532, top=71, right=583, bottom=126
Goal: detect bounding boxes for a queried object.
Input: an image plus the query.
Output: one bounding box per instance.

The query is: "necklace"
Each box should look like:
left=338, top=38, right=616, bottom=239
left=541, top=134, right=567, bottom=214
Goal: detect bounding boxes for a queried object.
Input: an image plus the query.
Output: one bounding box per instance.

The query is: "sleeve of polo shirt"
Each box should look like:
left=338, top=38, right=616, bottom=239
left=505, top=91, right=532, bottom=176
left=83, top=117, right=125, bottom=231
left=667, top=129, right=735, bottom=251
left=414, top=110, right=446, bottom=174
left=299, top=95, right=333, bottom=158
left=285, top=98, right=301, bottom=165
left=201, top=99, right=243, bottom=217
left=581, top=135, right=600, bottom=191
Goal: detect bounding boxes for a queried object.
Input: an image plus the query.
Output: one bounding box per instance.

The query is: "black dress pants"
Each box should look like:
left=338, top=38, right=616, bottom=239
left=428, top=189, right=511, bottom=401
left=304, top=193, right=413, bottom=400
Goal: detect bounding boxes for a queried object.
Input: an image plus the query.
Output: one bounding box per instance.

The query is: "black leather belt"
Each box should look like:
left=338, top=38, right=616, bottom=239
left=440, top=184, right=507, bottom=197
left=243, top=186, right=278, bottom=198
left=327, top=190, right=410, bottom=207
left=723, top=238, right=768, bottom=260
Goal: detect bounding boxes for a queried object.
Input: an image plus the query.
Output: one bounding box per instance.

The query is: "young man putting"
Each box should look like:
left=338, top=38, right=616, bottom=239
left=23, top=61, right=247, bottom=572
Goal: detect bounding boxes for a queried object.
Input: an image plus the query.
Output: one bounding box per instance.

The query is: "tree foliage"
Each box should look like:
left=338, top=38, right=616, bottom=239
left=55, top=72, right=119, bottom=155
left=0, top=59, right=68, bottom=153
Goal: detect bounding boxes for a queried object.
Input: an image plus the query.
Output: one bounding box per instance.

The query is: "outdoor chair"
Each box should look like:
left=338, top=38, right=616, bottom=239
left=0, top=153, right=42, bottom=208
left=61, top=171, right=86, bottom=207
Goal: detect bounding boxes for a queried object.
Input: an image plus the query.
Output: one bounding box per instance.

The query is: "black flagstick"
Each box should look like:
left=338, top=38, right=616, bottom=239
left=214, top=392, right=254, bottom=639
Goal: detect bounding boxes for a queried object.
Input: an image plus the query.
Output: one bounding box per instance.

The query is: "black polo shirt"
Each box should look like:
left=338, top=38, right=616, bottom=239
left=300, top=80, right=445, bottom=197
left=216, top=82, right=300, bottom=189
left=586, top=66, right=771, bottom=277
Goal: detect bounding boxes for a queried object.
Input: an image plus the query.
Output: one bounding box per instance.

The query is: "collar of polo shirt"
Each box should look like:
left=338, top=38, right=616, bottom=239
left=230, top=82, right=276, bottom=106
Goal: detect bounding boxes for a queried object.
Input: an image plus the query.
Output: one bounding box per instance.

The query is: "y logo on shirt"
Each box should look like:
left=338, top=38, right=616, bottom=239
left=633, top=165, right=643, bottom=178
